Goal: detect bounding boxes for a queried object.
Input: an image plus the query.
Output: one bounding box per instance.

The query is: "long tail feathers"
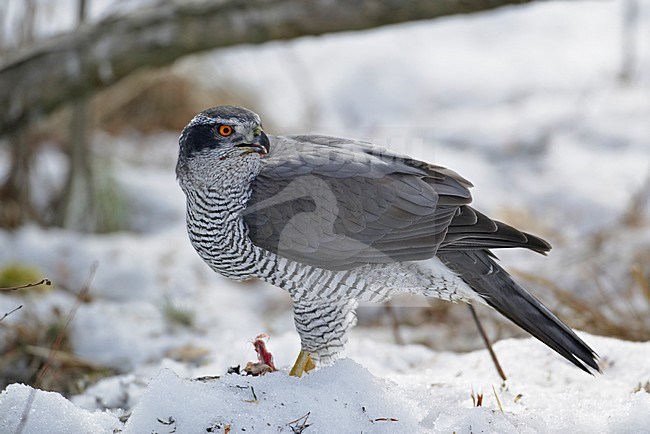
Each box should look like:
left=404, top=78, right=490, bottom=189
left=438, top=250, right=600, bottom=374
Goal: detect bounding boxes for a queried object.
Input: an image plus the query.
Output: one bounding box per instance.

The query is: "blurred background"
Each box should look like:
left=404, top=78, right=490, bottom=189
left=1, top=0, right=649, bottom=400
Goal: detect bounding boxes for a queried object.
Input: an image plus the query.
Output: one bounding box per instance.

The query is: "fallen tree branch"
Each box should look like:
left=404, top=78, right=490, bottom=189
left=0, top=0, right=534, bottom=135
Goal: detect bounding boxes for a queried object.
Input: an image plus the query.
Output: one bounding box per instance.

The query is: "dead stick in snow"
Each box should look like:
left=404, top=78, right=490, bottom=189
left=468, top=303, right=507, bottom=382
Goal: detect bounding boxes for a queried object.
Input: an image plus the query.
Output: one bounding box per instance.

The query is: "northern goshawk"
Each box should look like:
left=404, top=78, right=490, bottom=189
left=176, top=105, right=598, bottom=376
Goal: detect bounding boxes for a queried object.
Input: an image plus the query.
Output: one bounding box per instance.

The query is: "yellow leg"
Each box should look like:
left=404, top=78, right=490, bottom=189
left=289, top=350, right=315, bottom=377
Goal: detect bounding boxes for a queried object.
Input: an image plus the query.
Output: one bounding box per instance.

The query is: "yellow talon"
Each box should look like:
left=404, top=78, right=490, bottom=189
left=289, top=350, right=315, bottom=377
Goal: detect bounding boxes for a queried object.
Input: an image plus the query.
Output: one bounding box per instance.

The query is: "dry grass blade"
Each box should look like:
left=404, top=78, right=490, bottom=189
left=471, top=388, right=484, bottom=407
left=492, top=384, right=504, bottom=413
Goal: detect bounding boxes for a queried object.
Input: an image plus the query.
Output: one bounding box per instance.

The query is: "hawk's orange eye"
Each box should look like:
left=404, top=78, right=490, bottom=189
left=217, top=125, right=233, bottom=136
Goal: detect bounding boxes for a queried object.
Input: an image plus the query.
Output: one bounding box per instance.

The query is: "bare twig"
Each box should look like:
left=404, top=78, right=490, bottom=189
left=0, top=278, right=51, bottom=291
left=0, top=304, right=23, bottom=322
left=1, top=278, right=50, bottom=324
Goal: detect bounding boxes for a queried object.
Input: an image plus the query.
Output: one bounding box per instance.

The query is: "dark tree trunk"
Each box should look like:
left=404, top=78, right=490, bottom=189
left=52, top=0, right=96, bottom=231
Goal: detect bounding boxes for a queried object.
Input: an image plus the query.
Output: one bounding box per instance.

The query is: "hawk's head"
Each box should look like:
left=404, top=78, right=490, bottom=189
left=176, top=105, right=271, bottom=190
left=178, top=105, right=270, bottom=162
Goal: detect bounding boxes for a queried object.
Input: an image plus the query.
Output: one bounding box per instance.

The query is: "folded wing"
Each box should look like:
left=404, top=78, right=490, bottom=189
left=244, top=135, right=549, bottom=270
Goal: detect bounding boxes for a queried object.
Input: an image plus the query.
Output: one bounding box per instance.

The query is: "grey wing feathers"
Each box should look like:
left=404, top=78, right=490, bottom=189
left=244, top=134, right=549, bottom=270
left=441, top=206, right=551, bottom=254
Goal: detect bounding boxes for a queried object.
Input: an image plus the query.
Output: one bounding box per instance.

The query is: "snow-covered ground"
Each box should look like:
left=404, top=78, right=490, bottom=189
left=2, top=1, right=650, bottom=432
left=2, top=335, right=650, bottom=433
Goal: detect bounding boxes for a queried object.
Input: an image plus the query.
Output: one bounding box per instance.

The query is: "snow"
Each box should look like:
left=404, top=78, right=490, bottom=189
left=123, top=360, right=420, bottom=434
left=2, top=0, right=650, bottom=433
left=0, top=383, right=121, bottom=433
left=2, top=336, right=650, bottom=433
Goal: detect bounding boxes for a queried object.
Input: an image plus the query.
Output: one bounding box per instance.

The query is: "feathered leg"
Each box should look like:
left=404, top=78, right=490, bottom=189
left=289, top=297, right=358, bottom=376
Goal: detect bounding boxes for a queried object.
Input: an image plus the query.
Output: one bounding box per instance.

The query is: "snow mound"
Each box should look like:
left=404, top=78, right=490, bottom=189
left=124, top=359, right=419, bottom=433
left=0, top=383, right=121, bottom=433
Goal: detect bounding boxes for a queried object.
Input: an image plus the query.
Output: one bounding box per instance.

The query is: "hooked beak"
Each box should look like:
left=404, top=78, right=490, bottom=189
left=236, top=131, right=270, bottom=156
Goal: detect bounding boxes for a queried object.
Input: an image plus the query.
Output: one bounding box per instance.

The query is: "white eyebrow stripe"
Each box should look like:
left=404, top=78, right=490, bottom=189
left=188, top=114, right=215, bottom=127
